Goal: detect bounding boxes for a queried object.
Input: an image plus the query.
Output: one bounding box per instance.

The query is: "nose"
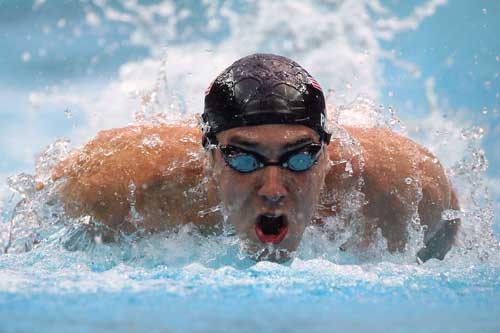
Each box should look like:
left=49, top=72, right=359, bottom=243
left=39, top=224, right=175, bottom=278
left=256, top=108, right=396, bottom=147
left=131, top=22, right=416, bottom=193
left=257, top=166, right=288, bottom=204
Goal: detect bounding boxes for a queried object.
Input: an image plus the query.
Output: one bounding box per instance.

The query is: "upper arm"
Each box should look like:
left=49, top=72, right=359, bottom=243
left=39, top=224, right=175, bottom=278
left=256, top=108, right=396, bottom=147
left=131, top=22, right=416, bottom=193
left=339, top=127, right=459, bottom=257
left=51, top=124, right=211, bottom=231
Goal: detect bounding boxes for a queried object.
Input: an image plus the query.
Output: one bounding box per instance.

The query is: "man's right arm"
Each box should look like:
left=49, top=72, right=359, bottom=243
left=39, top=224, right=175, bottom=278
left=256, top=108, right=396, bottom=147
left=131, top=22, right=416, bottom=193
left=51, top=124, right=219, bottom=233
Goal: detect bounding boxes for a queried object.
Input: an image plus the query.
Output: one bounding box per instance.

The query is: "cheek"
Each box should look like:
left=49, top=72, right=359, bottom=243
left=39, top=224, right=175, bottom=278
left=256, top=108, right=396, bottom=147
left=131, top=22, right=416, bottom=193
left=217, top=170, right=256, bottom=207
left=289, top=168, right=325, bottom=200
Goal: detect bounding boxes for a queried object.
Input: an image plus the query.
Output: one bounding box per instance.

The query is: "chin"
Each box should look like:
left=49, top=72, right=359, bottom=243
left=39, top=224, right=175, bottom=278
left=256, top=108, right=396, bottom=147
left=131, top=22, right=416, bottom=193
left=241, top=237, right=298, bottom=263
left=251, top=246, right=293, bottom=263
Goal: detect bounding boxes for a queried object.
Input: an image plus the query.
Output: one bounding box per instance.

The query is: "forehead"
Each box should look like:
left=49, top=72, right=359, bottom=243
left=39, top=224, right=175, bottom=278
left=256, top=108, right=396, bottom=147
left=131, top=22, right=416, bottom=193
left=216, top=124, right=319, bottom=146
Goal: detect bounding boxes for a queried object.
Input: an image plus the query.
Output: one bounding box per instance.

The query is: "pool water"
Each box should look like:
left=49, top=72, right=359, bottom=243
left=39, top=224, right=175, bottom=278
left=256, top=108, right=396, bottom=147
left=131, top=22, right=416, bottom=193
left=1, top=238, right=499, bottom=332
left=1, top=1, right=499, bottom=332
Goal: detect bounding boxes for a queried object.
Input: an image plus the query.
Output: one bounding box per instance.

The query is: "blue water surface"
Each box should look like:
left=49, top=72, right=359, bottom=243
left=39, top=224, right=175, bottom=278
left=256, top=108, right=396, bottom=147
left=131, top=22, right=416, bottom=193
left=1, top=1, right=499, bottom=332
left=1, top=244, right=499, bottom=333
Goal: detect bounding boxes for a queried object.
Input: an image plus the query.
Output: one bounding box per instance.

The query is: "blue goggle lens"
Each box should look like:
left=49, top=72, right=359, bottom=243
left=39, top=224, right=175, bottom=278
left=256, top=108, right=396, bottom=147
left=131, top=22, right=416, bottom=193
left=220, top=144, right=322, bottom=173
left=227, top=154, right=261, bottom=173
left=286, top=152, right=315, bottom=171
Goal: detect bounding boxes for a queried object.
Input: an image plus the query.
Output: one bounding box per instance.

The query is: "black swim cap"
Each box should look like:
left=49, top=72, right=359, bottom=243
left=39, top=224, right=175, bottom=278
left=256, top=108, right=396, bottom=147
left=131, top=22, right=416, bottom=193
left=202, top=53, right=331, bottom=147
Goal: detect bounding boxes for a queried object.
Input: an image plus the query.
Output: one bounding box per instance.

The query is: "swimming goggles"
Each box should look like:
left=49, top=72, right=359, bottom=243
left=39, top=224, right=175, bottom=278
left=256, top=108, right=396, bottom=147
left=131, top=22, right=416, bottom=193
left=214, top=142, right=324, bottom=173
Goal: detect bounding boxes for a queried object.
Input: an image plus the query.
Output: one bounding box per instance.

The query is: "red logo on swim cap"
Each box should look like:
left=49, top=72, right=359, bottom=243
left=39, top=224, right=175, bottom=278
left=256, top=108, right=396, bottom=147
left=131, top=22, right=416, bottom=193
left=205, top=80, right=215, bottom=96
left=308, top=75, right=322, bottom=92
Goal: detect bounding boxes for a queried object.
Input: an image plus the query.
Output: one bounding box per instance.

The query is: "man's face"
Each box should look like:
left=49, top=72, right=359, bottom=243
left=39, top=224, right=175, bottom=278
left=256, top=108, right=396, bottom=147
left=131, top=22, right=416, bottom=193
left=210, top=124, right=328, bottom=261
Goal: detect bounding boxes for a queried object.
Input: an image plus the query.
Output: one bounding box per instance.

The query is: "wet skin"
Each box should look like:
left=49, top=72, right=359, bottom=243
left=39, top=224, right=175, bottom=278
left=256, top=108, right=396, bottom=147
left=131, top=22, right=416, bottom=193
left=209, top=125, right=328, bottom=260
left=51, top=123, right=460, bottom=262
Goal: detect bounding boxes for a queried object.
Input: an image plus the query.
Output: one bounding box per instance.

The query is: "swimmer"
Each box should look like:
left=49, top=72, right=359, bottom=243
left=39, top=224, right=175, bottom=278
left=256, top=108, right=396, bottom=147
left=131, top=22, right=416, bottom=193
left=50, top=54, right=459, bottom=262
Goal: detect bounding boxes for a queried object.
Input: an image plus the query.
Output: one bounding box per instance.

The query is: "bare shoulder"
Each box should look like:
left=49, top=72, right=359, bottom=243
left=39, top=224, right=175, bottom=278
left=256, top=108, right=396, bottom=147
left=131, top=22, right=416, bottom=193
left=54, top=123, right=203, bottom=189
left=52, top=123, right=215, bottom=232
left=343, top=126, right=452, bottom=200
left=322, top=126, right=441, bottom=194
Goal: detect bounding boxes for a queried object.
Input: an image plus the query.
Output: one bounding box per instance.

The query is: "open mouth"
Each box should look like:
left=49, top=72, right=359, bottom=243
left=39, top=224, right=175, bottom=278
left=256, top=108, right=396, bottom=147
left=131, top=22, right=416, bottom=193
left=255, top=214, right=289, bottom=244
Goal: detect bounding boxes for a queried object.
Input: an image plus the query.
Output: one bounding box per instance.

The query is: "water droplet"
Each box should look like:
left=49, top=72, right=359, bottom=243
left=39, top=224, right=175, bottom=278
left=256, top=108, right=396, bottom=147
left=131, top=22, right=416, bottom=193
left=441, top=209, right=465, bottom=220
left=482, top=8, right=487, bottom=14
left=57, top=18, right=66, bottom=28
left=445, top=56, right=454, bottom=67
left=21, top=52, right=31, bottom=62
left=388, top=91, right=394, bottom=97
left=484, top=81, right=491, bottom=90
left=85, top=11, right=101, bottom=27
left=94, top=235, right=103, bottom=245
left=141, top=134, right=162, bottom=148
left=404, top=177, right=412, bottom=185
left=64, top=108, right=73, bottom=118
left=461, top=126, right=484, bottom=140
left=127, top=181, right=143, bottom=225
left=482, top=106, right=488, bottom=114
left=32, top=0, right=46, bottom=10
left=198, top=204, right=223, bottom=217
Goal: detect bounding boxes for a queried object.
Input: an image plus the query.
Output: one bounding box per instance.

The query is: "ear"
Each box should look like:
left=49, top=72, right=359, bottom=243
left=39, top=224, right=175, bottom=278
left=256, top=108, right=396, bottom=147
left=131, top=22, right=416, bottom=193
left=203, top=151, right=221, bottom=206
left=204, top=148, right=224, bottom=180
left=323, top=143, right=329, bottom=157
left=319, top=144, right=330, bottom=171
left=210, top=149, right=217, bottom=167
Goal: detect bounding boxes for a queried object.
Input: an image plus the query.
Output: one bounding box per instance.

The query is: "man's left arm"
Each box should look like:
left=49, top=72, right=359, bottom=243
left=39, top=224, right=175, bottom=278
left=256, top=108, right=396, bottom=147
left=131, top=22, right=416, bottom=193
left=324, top=127, right=460, bottom=262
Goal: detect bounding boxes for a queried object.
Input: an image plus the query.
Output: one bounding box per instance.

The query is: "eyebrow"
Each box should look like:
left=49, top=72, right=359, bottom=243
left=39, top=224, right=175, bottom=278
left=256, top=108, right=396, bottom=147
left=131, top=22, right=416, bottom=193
left=228, top=136, right=314, bottom=152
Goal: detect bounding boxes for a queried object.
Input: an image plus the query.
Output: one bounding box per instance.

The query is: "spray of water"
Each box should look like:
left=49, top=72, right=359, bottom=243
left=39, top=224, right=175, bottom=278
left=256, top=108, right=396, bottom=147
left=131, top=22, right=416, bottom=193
left=1, top=0, right=498, bottom=269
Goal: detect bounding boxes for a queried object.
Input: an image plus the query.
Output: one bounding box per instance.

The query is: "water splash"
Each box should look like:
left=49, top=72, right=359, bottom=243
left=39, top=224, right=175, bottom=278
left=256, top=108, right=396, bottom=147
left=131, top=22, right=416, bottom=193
left=4, top=89, right=497, bottom=267
left=126, top=181, right=144, bottom=227
left=132, top=47, right=188, bottom=125
left=0, top=0, right=497, bottom=298
left=35, top=138, right=71, bottom=184
left=0, top=2, right=498, bottom=331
